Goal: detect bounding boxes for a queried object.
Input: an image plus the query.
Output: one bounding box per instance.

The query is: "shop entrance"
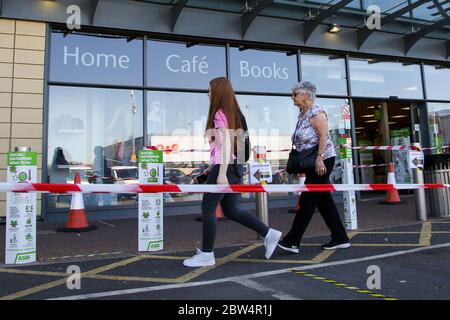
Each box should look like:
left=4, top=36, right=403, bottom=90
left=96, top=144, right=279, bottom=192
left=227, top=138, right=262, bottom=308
left=353, top=99, right=418, bottom=192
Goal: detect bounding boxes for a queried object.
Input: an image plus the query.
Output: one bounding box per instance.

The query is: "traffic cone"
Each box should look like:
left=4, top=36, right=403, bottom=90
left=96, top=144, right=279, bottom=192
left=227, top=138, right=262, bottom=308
left=379, top=163, right=405, bottom=205
left=57, top=173, right=97, bottom=232
left=288, top=173, right=306, bottom=213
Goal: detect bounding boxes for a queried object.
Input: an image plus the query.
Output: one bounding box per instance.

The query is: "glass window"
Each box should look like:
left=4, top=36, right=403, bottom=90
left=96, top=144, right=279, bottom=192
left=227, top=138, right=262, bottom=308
left=230, top=48, right=298, bottom=93
left=147, top=91, right=210, bottom=203
left=424, top=65, right=450, bottom=101
left=235, top=96, right=346, bottom=194
left=315, top=98, right=349, bottom=184
left=301, top=53, right=347, bottom=96
left=50, top=32, right=143, bottom=86
left=147, top=40, right=226, bottom=90
left=237, top=94, right=297, bottom=197
left=428, top=102, right=450, bottom=152
left=349, top=59, right=423, bottom=99
left=47, top=86, right=144, bottom=208
left=363, top=0, right=408, bottom=13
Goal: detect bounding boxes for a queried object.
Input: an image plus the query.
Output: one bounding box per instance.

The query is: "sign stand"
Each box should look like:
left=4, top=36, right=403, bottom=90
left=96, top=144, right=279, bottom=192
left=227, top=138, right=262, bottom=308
left=138, top=149, right=164, bottom=252
left=411, top=143, right=426, bottom=221
left=339, top=140, right=358, bottom=231
left=250, top=146, right=272, bottom=240
left=5, top=147, right=38, bottom=265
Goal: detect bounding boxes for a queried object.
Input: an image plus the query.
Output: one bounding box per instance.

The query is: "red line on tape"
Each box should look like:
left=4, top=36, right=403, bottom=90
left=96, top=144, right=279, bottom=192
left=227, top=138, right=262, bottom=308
left=139, top=185, right=182, bottom=193
left=33, top=183, right=82, bottom=193
left=369, top=184, right=394, bottom=191
left=230, top=185, right=266, bottom=193
left=424, top=184, right=446, bottom=189
left=305, top=184, right=337, bottom=192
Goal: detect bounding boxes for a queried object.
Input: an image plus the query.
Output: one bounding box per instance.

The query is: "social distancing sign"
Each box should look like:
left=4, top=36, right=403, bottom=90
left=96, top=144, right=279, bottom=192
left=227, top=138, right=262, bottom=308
left=5, top=151, right=37, bottom=265
left=138, top=149, right=164, bottom=252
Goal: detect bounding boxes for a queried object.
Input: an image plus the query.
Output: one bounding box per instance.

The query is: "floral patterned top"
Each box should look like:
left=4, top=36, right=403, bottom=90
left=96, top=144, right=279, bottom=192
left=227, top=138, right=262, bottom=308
left=292, top=104, right=336, bottom=160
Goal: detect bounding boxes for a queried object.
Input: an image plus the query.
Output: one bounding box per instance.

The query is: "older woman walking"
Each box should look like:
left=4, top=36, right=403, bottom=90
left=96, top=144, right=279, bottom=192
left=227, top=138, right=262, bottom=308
left=278, top=81, right=350, bottom=254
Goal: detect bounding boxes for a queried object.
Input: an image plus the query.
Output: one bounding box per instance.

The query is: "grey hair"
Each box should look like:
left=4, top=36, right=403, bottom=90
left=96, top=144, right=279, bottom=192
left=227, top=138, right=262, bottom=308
left=292, top=81, right=317, bottom=102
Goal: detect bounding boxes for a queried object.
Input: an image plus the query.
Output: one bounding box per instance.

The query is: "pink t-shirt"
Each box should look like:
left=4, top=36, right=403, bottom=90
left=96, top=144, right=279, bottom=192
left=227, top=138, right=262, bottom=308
left=209, top=109, right=235, bottom=165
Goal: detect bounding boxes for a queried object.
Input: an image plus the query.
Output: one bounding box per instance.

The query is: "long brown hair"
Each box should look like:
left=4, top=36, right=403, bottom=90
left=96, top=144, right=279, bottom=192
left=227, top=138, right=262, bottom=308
left=206, top=77, right=243, bottom=132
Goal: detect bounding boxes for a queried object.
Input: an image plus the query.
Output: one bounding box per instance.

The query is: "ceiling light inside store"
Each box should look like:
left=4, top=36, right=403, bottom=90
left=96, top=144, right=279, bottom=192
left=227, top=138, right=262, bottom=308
left=365, top=120, right=378, bottom=123
left=361, top=114, right=375, bottom=118
left=355, top=127, right=365, bottom=130
left=388, top=122, right=397, bottom=125
left=401, top=107, right=410, bottom=110
left=367, top=106, right=375, bottom=109
left=392, top=115, right=408, bottom=118
left=328, top=23, right=342, bottom=33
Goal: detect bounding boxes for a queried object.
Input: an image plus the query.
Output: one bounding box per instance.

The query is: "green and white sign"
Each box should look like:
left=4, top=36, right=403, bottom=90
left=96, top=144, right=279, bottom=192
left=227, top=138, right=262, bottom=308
left=138, top=149, right=163, bottom=252
left=5, top=151, right=38, bottom=265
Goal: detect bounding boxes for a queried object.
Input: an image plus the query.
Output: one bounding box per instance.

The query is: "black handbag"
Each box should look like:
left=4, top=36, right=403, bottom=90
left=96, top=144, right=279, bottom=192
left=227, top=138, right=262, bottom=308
left=286, top=145, right=319, bottom=174
left=195, top=172, right=209, bottom=184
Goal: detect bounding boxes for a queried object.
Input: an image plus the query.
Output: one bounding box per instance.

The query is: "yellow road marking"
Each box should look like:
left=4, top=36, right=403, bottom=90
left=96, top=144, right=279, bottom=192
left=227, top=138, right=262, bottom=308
left=419, top=222, right=432, bottom=247
left=0, top=268, right=67, bottom=277
left=304, top=243, right=422, bottom=247
left=310, top=232, right=357, bottom=264
left=176, top=244, right=262, bottom=282
left=290, top=270, right=399, bottom=300
left=141, top=255, right=188, bottom=260
left=85, top=274, right=181, bottom=283
left=0, top=278, right=69, bottom=301
left=82, top=256, right=145, bottom=276
left=357, top=232, right=420, bottom=234
left=0, top=256, right=145, bottom=300
left=234, top=258, right=316, bottom=264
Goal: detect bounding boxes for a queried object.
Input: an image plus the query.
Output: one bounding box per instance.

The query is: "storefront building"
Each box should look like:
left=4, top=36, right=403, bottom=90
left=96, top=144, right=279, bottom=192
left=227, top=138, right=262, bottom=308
left=0, top=0, right=449, bottom=221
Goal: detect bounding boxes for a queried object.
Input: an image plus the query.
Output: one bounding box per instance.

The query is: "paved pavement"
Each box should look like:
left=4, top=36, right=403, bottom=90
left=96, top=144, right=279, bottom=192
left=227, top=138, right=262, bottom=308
left=1, top=194, right=450, bottom=301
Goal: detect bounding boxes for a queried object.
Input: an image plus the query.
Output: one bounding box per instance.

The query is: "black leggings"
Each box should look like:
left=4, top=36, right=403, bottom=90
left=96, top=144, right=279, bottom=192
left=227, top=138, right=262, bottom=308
left=201, top=164, right=269, bottom=252
left=283, top=157, right=349, bottom=246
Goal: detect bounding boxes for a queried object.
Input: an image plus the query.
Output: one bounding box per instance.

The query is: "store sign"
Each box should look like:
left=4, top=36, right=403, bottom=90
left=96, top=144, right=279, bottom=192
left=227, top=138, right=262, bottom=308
left=409, top=150, right=424, bottom=169
left=148, top=40, right=226, bottom=90
left=50, top=33, right=143, bottom=86
left=138, top=149, right=164, bottom=252
left=248, top=162, right=273, bottom=184
left=230, top=48, right=298, bottom=93
left=5, top=152, right=37, bottom=265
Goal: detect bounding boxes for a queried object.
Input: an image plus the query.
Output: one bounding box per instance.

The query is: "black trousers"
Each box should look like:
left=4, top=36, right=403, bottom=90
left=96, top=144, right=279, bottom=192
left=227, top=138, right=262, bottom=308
left=201, top=164, right=269, bottom=252
left=283, top=157, right=349, bottom=246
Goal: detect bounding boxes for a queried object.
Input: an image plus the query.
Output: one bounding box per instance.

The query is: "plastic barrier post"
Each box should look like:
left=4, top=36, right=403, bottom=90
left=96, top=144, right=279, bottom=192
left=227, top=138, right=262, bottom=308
left=341, top=156, right=358, bottom=230
left=412, top=143, right=427, bottom=221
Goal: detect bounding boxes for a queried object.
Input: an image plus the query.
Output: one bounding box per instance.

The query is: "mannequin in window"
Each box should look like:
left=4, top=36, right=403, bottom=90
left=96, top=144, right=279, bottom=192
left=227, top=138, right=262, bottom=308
left=49, top=147, right=70, bottom=183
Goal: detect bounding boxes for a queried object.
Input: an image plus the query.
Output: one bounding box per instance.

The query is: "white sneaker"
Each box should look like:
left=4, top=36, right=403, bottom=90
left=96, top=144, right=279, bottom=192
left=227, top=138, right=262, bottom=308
left=264, top=228, right=282, bottom=259
left=183, top=248, right=215, bottom=267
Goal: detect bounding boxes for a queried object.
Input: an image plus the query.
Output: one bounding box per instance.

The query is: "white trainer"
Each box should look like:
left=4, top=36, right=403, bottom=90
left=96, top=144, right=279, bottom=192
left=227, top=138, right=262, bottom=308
left=183, top=248, right=216, bottom=267
left=264, top=228, right=282, bottom=259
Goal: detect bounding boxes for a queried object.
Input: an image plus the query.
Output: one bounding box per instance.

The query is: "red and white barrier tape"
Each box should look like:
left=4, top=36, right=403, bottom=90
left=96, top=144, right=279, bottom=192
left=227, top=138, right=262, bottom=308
left=0, top=183, right=449, bottom=194
left=149, top=145, right=450, bottom=154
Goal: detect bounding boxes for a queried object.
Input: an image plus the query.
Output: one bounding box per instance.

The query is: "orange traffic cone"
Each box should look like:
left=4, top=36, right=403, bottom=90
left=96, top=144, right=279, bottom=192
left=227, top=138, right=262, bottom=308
left=57, top=173, right=97, bottom=232
left=288, top=173, right=306, bottom=213
left=379, top=163, right=404, bottom=205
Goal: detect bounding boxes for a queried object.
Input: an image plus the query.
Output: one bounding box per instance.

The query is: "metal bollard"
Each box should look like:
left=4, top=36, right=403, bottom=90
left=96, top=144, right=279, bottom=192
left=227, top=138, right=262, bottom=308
left=412, top=143, right=427, bottom=221
left=253, top=146, right=270, bottom=240
left=255, top=188, right=269, bottom=240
